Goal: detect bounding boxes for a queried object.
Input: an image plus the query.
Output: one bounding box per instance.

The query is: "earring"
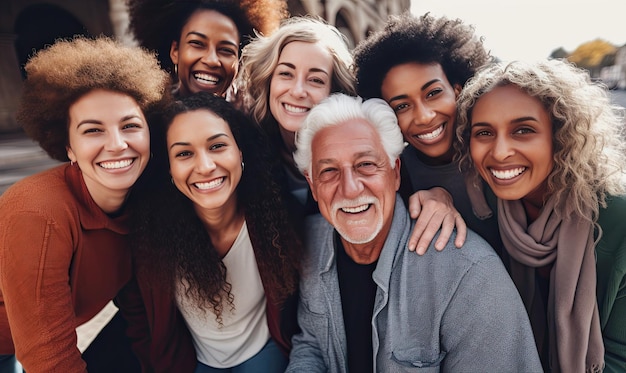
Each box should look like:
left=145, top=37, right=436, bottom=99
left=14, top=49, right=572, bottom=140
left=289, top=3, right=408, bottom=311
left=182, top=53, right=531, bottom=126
left=174, top=64, right=178, bottom=76
left=70, top=160, right=75, bottom=166
left=170, top=177, right=174, bottom=185
left=241, top=161, right=245, bottom=171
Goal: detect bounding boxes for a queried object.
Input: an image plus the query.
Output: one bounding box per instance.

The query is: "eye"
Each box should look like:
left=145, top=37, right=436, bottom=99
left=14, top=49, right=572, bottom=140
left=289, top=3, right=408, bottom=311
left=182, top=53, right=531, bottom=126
left=276, top=70, right=293, bottom=78
left=82, top=127, right=103, bottom=134
left=174, top=150, right=192, bottom=158
left=188, top=39, right=204, bottom=48
left=471, top=128, right=492, bottom=137
left=309, top=76, right=327, bottom=85
left=122, top=123, right=142, bottom=130
left=317, top=167, right=338, bottom=181
left=426, top=87, right=443, bottom=99
left=357, top=161, right=378, bottom=174
left=392, top=102, right=409, bottom=113
left=209, top=142, right=227, bottom=151
left=513, top=126, right=535, bottom=135
left=219, top=47, right=237, bottom=57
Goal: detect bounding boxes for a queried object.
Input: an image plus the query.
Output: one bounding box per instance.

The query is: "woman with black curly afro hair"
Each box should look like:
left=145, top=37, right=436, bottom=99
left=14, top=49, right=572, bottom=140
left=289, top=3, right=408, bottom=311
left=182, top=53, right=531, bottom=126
left=126, top=0, right=287, bottom=100
left=117, top=92, right=301, bottom=372
left=353, top=12, right=503, bottom=255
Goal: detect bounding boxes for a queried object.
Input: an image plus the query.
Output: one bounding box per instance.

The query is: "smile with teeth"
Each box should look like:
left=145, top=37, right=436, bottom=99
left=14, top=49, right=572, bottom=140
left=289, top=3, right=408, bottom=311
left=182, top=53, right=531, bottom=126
left=284, top=103, right=309, bottom=114
left=341, top=204, right=370, bottom=214
left=98, top=159, right=134, bottom=169
left=194, top=73, right=219, bottom=85
left=416, top=124, right=444, bottom=140
left=194, top=177, right=224, bottom=190
left=490, top=167, right=526, bottom=180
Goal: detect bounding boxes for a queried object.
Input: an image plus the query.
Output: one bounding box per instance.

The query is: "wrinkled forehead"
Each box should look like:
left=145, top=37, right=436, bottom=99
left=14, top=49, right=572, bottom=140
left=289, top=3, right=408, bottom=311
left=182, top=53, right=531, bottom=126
left=311, top=119, right=386, bottom=163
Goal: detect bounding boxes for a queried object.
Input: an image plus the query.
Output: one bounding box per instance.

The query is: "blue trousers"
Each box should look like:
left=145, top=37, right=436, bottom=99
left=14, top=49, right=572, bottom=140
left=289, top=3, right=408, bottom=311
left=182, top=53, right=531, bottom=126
left=194, top=338, right=287, bottom=373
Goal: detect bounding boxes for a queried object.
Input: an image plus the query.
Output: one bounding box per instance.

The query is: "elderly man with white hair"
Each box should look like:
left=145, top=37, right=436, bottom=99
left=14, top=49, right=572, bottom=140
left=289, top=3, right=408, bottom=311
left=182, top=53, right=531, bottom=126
left=286, top=93, right=542, bottom=372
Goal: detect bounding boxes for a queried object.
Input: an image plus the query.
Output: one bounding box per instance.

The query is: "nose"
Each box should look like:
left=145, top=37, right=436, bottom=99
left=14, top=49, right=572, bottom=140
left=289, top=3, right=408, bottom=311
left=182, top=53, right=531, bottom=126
left=105, top=130, right=128, bottom=152
left=289, top=78, right=307, bottom=98
left=339, top=168, right=364, bottom=199
left=201, top=47, right=220, bottom=67
left=411, top=101, right=436, bottom=127
left=491, top=136, right=514, bottom=161
left=195, top=151, right=217, bottom=174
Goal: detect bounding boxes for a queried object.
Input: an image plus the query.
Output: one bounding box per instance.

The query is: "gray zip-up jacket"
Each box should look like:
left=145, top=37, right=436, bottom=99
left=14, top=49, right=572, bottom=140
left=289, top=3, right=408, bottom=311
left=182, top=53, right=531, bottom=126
left=286, top=195, right=542, bottom=372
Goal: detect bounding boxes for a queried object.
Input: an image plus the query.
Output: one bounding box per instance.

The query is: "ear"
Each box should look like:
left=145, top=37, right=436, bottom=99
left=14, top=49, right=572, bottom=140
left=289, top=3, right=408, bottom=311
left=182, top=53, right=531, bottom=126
left=304, top=171, right=318, bottom=202
left=453, top=84, right=462, bottom=98
left=170, top=41, right=180, bottom=65
left=66, top=146, right=76, bottom=163
left=393, top=158, right=401, bottom=192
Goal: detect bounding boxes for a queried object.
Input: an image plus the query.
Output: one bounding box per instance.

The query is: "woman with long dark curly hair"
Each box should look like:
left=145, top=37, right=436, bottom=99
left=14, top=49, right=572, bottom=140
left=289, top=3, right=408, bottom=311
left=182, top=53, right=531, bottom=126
left=118, top=92, right=301, bottom=372
left=126, top=0, right=287, bottom=100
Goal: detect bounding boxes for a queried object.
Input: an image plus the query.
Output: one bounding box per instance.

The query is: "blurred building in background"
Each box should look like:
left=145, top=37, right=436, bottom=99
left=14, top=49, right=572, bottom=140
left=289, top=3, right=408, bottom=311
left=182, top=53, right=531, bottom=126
left=0, top=0, right=409, bottom=133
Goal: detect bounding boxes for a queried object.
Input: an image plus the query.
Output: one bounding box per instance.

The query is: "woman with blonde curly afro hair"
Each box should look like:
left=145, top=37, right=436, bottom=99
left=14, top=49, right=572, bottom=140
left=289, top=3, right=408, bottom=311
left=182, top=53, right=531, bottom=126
left=0, top=36, right=169, bottom=372
left=456, top=59, right=626, bottom=372
left=126, top=0, right=288, bottom=100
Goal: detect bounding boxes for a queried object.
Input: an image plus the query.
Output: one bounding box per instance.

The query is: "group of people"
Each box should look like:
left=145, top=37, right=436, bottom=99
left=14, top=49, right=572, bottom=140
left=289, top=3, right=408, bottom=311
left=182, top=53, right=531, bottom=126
left=0, top=0, right=624, bottom=372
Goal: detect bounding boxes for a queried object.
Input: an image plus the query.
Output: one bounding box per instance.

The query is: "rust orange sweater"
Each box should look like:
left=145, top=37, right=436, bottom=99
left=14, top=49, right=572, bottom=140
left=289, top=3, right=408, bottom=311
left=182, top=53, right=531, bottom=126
left=0, top=164, right=132, bottom=372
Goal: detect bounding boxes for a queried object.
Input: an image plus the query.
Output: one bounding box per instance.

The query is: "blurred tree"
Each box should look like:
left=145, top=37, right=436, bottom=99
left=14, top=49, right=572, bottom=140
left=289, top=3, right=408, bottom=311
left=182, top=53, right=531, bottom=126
left=550, top=47, right=569, bottom=59
left=567, top=39, right=616, bottom=69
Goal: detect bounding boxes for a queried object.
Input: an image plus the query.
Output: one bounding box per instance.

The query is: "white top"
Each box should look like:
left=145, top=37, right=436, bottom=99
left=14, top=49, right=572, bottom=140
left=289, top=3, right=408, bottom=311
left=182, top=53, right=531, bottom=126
left=175, top=221, right=270, bottom=368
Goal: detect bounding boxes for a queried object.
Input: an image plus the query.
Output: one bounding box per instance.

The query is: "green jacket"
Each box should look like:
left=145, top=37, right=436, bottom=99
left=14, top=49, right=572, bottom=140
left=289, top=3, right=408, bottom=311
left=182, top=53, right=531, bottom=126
left=596, top=194, right=626, bottom=372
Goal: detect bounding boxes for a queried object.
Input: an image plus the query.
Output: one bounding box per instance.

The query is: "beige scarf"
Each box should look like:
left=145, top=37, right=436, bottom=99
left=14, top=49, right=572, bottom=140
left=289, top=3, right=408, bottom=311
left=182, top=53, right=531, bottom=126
left=498, top=197, right=604, bottom=373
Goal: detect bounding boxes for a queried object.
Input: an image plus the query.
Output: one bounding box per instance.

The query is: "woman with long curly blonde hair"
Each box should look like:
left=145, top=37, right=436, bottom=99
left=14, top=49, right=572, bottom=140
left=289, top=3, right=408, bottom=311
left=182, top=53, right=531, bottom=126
left=456, top=59, right=626, bottom=372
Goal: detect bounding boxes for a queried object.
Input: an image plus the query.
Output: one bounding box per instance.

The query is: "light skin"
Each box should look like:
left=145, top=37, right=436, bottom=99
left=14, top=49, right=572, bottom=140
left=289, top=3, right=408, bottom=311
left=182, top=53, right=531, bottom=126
left=469, top=84, right=554, bottom=221
left=268, top=43, right=463, bottom=254
left=269, top=41, right=333, bottom=154
left=167, top=109, right=244, bottom=257
left=381, top=62, right=466, bottom=252
left=382, top=62, right=461, bottom=165
left=305, top=119, right=400, bottom=264
left=170, top=9, right=240, bottom=97
left=66, top=89, right=150, bottom=214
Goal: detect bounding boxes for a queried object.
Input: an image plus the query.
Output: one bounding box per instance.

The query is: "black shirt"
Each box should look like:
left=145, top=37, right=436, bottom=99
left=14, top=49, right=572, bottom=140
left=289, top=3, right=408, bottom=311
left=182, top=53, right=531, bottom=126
left=336, top=233, right=378, bottom=373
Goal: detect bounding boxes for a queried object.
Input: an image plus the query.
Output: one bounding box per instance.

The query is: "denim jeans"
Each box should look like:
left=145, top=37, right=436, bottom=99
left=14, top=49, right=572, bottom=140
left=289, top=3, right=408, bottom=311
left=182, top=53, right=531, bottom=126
left=194, top=338, right=287, bottom=373
left=0, top=355, right=22, bottom=373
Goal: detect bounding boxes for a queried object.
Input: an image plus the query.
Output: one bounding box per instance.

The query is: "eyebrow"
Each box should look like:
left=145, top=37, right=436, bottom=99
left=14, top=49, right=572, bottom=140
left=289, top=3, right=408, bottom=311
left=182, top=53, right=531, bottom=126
left=277, top=62, right=330, bottom=76
left=169, top=133, right=229, bottom=150
left=76, top=114, right=143, bottom=128
left=185, top=31, right=238, bottom=48
left=471, top=116, right=539, bottom=127
left=387, top=78, right=441, bottom=103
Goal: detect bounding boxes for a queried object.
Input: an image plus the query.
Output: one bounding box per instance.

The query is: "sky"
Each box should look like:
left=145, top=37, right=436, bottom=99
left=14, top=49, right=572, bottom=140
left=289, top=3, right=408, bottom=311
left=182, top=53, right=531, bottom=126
left=410, top=0, right=625, bottom=62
